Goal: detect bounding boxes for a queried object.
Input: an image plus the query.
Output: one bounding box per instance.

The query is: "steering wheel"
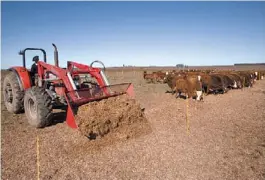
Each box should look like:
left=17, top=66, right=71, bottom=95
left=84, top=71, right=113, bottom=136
left=90, top=60, right=106, bottom=71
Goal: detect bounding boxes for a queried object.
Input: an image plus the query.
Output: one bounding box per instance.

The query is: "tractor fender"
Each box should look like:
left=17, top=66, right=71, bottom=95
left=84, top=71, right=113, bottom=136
left=8, top=66, right=32, bottom=90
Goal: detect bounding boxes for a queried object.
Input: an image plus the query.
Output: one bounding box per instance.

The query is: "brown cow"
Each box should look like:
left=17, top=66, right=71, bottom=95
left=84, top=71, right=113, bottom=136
left=143, top=71, right=167, bottom=83
left=167, top=74, right=203, bottom=101
left=143, top=71, right=160, bottom=83
left=254, top=71, right=265, bottom=80
left=201, top=74, right=225, bottom=95
left=174, top=77, right=189, bottom=98
left=153, top=71, right=167, bottom=83
left=186, top=75, right=203, bottom=100
left=211, top=73, right=234, bottom=91
left=164, top=72, right=185, bottom=94
left=226, top=73, right=243, bottom=89
left=237, top=71, right=254, bottom=88
left=260, top=71, right=265, bottom=80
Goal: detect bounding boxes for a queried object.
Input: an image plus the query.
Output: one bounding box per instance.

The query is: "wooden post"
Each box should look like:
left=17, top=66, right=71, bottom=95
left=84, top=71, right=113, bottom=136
left=36, top=136, right=40, bottom=180
left=186, top=99, right=190, bottom=135
left=243, top=77, right=245, bottom=90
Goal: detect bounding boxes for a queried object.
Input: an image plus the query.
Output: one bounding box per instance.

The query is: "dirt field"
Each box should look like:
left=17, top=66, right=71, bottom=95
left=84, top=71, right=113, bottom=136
left=1, top=69, right=265, bottom=180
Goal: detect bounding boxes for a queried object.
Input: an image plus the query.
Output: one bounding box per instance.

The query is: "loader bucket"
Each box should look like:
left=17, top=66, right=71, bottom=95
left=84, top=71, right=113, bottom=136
left=64, top=83, right=135, bottom=129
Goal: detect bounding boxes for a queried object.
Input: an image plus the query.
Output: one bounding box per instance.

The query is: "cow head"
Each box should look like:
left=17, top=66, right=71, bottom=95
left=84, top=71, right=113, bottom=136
left=233, top=80, right=237, bottom=88
left=163, top=73, right=171, bottom=83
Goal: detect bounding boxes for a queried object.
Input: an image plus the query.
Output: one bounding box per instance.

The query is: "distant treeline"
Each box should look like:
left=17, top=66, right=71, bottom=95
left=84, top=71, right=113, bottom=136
left=234, top=63, right=265, bottom=66
left=2, top=63, right=264, bottom=71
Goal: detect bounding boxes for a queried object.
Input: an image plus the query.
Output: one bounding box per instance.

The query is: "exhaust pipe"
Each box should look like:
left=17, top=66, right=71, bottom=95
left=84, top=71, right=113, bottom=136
left=100, top=70, right=110, bottom=86
left=52, top=43, right=59, bottom=67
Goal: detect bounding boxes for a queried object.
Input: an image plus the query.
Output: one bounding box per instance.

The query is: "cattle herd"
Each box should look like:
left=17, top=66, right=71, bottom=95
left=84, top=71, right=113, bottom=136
left=143, top=69, right=265, bottom=101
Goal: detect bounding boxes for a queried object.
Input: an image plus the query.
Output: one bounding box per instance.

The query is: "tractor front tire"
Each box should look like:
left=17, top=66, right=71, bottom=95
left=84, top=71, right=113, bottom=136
left=3, top=71, right=24, bottom=113
left=24, top=87, right=53, bottom=128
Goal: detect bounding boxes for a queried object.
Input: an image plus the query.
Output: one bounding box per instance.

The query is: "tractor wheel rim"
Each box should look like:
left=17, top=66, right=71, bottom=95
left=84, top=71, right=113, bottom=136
left=28, top=98, right=37, bottom=120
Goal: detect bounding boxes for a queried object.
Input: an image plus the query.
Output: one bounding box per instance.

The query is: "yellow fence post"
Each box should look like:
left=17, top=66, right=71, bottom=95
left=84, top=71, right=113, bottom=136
left=243, top=77, right=245, bottom=90
left=36, top=136, right=40, bottom=180
left=186, top=99, right=190, bottom=135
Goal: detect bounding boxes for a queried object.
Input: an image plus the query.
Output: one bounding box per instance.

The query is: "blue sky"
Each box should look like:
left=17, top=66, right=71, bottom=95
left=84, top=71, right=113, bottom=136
left=1, top=1, right=265, bottom=68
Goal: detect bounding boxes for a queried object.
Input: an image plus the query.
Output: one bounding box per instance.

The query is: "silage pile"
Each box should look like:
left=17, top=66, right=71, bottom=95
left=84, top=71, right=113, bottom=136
left=75, top=94, right=149, bottom=140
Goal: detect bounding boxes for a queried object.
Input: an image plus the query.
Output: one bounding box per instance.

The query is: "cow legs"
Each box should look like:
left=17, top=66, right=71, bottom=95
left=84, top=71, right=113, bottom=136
left=221, top=85, right=227, bottom=93
left=171, top=87, right=177, bottom=95
left=196, top=90, right=203, bottom=101
left=176, top=92, right=181, bottom=98
left=185, top=93, right=189, bottom=99
left=175, top=90, right=181, bottom=98
left=206, top=85, right=210, bottom=95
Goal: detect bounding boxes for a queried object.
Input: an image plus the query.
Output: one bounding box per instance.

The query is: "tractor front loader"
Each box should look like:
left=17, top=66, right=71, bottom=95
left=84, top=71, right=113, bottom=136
left=3, top=44, right=139, bottom=133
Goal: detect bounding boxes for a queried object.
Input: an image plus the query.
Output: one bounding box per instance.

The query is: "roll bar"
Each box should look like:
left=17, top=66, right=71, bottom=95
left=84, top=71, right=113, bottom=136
left=19, top=48, right=47, bottom=68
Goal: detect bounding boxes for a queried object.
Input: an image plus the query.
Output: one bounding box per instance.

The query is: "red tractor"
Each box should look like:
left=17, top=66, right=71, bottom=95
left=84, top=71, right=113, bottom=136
left=3, top=44, right=134, bottom=129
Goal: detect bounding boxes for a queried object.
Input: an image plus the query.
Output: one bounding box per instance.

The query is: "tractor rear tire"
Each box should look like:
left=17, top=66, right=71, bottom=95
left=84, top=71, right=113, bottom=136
left=24, top=87, right=53, bottom=128
left=3, top=71, right=24, bottom=113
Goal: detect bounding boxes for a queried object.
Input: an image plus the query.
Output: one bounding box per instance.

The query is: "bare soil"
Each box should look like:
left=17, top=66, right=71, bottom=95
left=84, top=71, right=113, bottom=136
left=1, top=69, right=265, bottom=180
